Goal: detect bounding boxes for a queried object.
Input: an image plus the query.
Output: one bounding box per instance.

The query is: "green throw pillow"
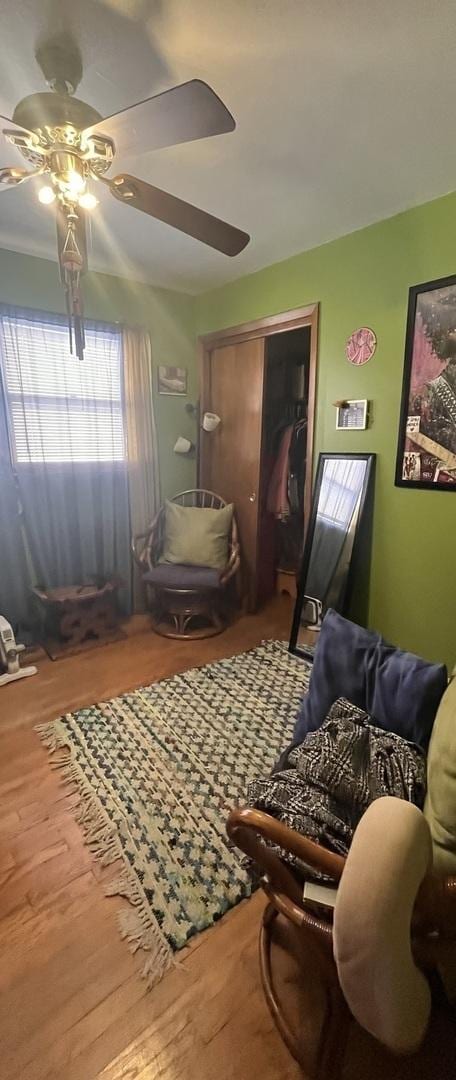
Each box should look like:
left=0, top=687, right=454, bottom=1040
left=161, top=500, right=234, bottom=570
left=424, top=669, right=456, bottom=874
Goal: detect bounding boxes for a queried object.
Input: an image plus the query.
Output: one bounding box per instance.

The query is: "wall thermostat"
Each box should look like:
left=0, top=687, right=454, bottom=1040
left=335, top=399, right=369, bottom=430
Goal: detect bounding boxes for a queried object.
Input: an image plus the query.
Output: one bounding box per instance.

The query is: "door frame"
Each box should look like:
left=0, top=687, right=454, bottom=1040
left=197, top=302, right=319, bottom=532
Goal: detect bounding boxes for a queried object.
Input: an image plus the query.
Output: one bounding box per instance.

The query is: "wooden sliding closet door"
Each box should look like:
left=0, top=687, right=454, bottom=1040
left=200, top=338, right=266, bottom=609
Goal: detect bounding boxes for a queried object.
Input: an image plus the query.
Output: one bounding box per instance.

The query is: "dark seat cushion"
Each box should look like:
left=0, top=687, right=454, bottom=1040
left=143, top=563, right=221, bottom=589
left=293, top=608, right=447, bottom=751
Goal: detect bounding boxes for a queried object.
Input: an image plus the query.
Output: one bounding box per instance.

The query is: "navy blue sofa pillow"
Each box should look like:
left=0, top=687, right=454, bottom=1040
left=293, top=608, right=447, bottom=751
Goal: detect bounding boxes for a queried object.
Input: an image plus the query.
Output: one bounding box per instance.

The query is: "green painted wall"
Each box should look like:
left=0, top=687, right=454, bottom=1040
left=195, top=192, right=456, bottom=668
left=3, top=189, right=456, bottom=666
left=0, top=247, right=197, bottom=498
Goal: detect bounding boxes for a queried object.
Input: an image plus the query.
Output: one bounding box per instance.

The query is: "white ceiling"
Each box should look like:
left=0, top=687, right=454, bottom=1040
left=1, top=0, right=456, bottom=294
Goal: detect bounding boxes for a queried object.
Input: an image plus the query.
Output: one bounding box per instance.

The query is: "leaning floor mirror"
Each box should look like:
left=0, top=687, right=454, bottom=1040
left=289, top=452, right=376, bottom=659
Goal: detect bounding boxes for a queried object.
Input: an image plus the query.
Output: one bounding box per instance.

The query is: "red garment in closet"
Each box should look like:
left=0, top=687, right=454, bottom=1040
left=266, top=424, right=293, bottom=518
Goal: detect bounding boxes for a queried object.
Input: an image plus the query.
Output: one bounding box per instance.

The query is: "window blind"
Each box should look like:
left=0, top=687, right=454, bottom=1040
left=0, top=313, right=125, bottom=464
left=319, top=459, right=366, bottom=528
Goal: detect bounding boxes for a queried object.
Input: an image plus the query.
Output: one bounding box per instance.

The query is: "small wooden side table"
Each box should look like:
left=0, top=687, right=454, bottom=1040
left=32, top=580, right=125, bottom=659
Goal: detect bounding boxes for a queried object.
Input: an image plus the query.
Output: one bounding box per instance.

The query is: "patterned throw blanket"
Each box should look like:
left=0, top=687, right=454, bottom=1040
left=248, top=697, right=427, bottom=880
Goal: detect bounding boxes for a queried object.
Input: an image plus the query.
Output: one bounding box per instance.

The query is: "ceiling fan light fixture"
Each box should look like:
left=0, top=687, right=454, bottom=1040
left=38, top=184, right=56, bottom=204
left=48, top=152, right=86, bottom=199
left=1, top=54, right=250, bottom=361
left=65, top=168, right=85, bottom=197
left=78, top=190, right=98, bottom=210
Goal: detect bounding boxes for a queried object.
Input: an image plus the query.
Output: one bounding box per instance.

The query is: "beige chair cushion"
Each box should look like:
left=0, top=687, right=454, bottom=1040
left=424, top=671, right=456, bottom=874
left=333, top=796, right=432, bottom=1054
left=161, top=500, right=233, bottom=570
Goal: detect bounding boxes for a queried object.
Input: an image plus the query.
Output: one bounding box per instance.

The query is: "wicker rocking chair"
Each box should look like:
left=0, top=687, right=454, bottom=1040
left=227, top=807, right=456, bottom=1080
left=132, top=489, right=240, bottom=639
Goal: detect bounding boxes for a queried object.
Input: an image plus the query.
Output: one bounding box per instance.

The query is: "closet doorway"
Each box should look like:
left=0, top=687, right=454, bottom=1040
left=198, top=304, right=318, bottom=610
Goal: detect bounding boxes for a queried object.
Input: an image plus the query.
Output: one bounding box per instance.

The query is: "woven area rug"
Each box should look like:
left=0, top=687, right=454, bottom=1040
left=37, top=639, right=311, bottom=985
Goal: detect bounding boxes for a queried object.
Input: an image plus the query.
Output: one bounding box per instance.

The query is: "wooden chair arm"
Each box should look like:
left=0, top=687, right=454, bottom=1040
left=131, top=530, right=150, bottom=566
left=220, top=542, right=241, bottom=586
left=227, top=807, right=341, bottom=941
left=131, top=509, right=162, bottom=572
left=228, top=807, right=346, bottom=882
left=261, top=877, right=334, bottom=939
left=219, top=514, right=241, bottom=587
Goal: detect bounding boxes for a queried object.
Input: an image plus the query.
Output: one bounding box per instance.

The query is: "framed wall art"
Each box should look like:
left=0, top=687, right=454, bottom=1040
left=395, top=275, right=456, bottom=490
left=157, top=365, right=187, bottom=395
left=335, top=399, right=369, bottom=430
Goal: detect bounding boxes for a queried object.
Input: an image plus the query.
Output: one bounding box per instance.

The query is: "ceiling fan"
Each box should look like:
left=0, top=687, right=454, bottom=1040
left=0, top=35, right=250, bottom=359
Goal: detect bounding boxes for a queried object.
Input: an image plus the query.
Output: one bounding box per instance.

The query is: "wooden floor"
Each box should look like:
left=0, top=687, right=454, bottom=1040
left=1, top=597, right=455, bottom=1080
left=0, top=598, right=300, bottom=1080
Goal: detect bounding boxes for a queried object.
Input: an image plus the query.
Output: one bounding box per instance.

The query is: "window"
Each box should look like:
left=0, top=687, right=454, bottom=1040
left=0, top=311, right=125, bottom=464
left=318, top=459, right=366, bottom=528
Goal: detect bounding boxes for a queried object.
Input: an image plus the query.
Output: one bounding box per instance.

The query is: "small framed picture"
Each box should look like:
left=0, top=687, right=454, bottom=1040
left=157, top=366, right=187, bottom=395
left=336, top=399, right=368, bottom=430
left=395, top=275, right=456, bottom=490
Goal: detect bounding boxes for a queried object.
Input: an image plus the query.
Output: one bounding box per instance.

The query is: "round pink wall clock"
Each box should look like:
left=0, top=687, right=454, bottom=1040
left=345, top=327, right=377, bottom=366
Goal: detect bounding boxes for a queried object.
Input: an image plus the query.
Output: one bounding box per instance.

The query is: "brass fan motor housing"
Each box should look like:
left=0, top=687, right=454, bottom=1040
left=13, top=93, right=102, bottom=139
left=49, top=150, right=86, bottom=193
left=35, top=34, right=83, bottom=97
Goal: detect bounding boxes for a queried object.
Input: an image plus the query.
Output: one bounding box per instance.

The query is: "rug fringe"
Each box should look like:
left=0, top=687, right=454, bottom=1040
left=35, top=719, right=71, bottom=753
left=115, top=903, right=175, bottom=987
left=105, top=870, right=145, bottom=908
left=35, top=718, right=174, bottom=987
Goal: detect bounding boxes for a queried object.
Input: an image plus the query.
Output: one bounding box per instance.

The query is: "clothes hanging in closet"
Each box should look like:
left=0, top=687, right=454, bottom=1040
left=266, top=424, right=294, bottom=518
left=288, top=418, right=307, bottom=515
left=266, top=417, right=307, bottom=519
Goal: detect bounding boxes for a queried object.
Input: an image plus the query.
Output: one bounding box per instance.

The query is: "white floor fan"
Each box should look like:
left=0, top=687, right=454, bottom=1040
left=0, top=616, right=37, bottom=686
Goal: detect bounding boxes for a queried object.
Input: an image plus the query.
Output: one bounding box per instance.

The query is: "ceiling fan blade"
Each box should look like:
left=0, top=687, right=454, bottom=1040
left=108, top=173, right=249, bottom=257
left=82, top=80, right=235, bottom=158
left=0, top=114, right=39, bottom=150
left=0, top=165, right=40, bottom=189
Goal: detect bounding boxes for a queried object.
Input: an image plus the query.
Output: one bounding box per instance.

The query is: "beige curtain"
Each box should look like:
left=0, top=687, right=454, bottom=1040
left=123, top=326, right=160, bottom=609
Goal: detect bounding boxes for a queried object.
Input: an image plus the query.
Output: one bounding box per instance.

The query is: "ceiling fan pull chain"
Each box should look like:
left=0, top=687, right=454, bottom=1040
left=64, top=271, right=85, bottom=362
left=65, top=287, right=73, bottom=357
left=60, top=212, right=86, bottom=360
left=73, top=297, right=85, bottom=362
